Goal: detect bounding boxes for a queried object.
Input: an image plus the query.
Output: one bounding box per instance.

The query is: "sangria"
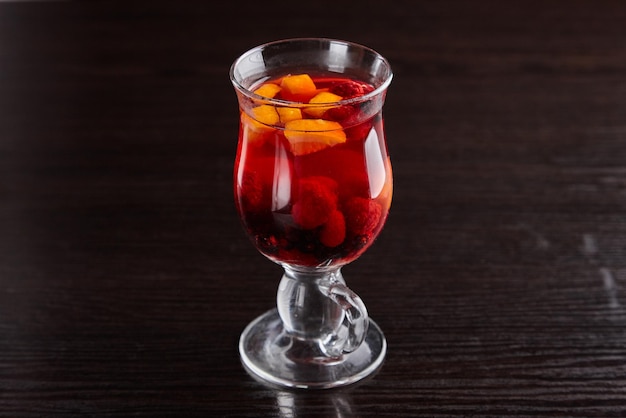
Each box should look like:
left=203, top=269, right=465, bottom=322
left=230, top=38, right=393, bottom=389
left=235, top=73, right=392, bottom=269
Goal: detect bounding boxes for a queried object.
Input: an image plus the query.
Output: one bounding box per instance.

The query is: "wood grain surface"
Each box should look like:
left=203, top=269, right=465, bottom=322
left=1, top=0, right=626, bottom=416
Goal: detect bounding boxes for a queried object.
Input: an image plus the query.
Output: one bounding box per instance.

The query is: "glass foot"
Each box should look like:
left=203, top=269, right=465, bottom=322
left=239, top=308, right=386, bottom=389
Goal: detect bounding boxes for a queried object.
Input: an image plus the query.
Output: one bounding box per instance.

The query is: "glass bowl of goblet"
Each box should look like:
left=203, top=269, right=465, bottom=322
left=230, top=38, right=393, bottom=389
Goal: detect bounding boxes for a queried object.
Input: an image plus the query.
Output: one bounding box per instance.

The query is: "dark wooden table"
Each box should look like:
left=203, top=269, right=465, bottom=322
left=2, top=0, right=626, bottom=416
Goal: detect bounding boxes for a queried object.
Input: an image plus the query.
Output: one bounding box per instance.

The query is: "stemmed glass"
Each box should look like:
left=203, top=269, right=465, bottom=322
left=230, top=38, right=393, bottom=389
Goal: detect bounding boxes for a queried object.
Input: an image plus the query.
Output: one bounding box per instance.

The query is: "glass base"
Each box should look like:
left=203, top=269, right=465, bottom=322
left=239, top=308, right=386, bottom=389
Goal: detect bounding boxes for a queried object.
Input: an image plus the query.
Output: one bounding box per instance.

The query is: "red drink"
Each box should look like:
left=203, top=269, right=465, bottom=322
left=234, top=73, right=392, bottom=268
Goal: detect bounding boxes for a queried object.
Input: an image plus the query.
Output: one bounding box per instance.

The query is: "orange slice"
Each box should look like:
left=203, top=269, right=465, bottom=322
left=253, top=83, right=282, bottom=99
left=241, top=105, right=279, bottom=144
left=379, top=159, right=393, bottom=210
left=251, top=105, right=280, bottom=126
left=304, top=91, right=343, bottom=118
left=279, top=74, right=318, bottom=102
left=284, top=119, right=346, bottom=156
left=277, top=107, right=302, bottom=123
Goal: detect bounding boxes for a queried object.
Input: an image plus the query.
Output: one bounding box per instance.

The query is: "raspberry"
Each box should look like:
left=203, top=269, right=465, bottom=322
left=239, top=171, right=264, bottom=213
left=343, top=197, right=382, bottom=236
left=345, top=121, right=374, bottom=142
left=324, top=105, right=357, bottom=122
left=238, top=156, right=278, bottom=213
left=313, top=176, right=339, bottom=195
left=278, top=247, right=318, bottom=266
left=255, top=234, right=279, bottom=254
left=292, top=177, right=338, bottom=229
left=330, top=81, right=373, bottom=98
left=319, top=210, right=346, bottom=247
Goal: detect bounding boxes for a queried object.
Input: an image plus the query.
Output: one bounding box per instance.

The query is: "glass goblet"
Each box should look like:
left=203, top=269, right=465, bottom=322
left=230, top=38, right=393, bottom=389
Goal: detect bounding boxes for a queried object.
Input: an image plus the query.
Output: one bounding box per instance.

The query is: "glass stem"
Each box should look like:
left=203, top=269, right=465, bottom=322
left=277, top=266, right=368, bottom=357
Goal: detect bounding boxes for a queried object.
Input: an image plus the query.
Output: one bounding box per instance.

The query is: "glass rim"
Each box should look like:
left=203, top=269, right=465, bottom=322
left=229, top=37, right=393, bottom=107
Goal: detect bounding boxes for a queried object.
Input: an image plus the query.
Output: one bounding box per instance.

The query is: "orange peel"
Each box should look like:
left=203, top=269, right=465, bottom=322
left=253, top=83, right=282, bottom=99
left=279, top=74, right=318, bottom=102
left=284, top=119, right=346, bottom=156
left=304, top=91, right=343, bottom=118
